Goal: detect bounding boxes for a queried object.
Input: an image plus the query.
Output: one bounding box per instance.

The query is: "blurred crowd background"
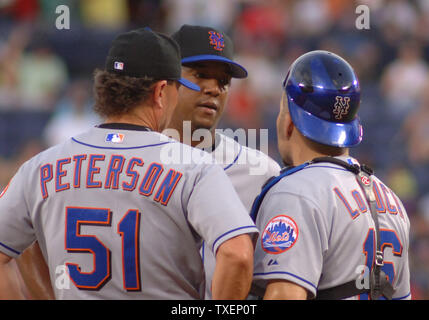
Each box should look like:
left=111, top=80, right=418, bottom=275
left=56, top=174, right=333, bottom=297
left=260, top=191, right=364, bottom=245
left=0, top=0, right=428, bottom=299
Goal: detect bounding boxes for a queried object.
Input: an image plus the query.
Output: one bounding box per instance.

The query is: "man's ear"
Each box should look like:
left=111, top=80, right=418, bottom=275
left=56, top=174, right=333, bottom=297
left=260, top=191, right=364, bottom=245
left=152, top=80, right=168, bottom=109
left=285, top=114, right=295, bottom=139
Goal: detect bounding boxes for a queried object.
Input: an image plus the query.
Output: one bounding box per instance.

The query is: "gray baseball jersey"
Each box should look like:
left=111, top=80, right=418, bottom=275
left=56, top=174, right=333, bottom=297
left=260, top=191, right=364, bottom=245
left=202, top=133, right=281, bottom=298
left=251, top=156, right=411, bottom=300
left=0, top=125, right=258, bottom=299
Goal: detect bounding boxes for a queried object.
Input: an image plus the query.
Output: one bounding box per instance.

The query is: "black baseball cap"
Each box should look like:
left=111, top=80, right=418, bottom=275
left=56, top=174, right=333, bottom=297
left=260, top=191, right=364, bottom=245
left=172, top=25, right=248, bottom=79
left=105, top=28, right=200, bottom=91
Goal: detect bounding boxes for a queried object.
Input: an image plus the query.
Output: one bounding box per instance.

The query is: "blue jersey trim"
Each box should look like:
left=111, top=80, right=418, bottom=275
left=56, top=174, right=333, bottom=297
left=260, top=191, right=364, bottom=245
left=201, top=240, right=205, bottom=266
left=223, top=144, right=243, bottom=171
left=303, top=165, right=349, bottom=172
left=253, top=271, right=317, bottom=291
left=393, top=292, right=411, bottom=300
left=0, top=241, right=20, bottom=255
left=71, top=138, right=175, bottom=150
left=212, top=225, right=257, bottom=252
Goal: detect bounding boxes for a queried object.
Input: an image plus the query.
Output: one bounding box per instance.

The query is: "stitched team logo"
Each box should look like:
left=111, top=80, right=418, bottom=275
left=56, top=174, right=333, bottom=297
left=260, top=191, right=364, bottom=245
left=106, top=133, right=124, bottom=143
left=208, top=31, right=224, bottom=51
left=261, top=215, right=298, bottom=254
left=360, top=175, right=371, bottom=186
left=333, top=96, right=350, bottom=120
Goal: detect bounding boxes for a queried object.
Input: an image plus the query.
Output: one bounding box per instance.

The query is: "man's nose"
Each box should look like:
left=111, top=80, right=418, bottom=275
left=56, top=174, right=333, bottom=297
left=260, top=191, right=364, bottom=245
left=201, top=78, right=221, bottom=96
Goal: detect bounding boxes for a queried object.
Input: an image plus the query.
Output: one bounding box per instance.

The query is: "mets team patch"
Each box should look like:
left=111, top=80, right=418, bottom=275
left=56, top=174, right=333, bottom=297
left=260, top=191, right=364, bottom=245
left=261, top=215, right=298, bottom=254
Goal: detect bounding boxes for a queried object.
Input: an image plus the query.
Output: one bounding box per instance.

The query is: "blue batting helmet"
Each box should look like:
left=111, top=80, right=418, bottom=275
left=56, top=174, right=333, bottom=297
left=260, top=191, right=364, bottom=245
left=283, top=50, right=363, bottom=147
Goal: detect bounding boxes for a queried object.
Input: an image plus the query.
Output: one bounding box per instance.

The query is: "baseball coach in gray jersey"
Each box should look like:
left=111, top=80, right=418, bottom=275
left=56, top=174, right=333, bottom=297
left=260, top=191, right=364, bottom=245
left=0, top=28, right=258, bottom=300
left=250, top=51, right=411, bottom=300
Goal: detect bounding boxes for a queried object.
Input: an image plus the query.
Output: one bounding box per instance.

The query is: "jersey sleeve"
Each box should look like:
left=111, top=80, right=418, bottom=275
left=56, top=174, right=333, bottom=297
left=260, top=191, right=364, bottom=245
left=253, top=190, right=330, bottom=298
left=392, top=203, right=412, bottom=300
left=186, top=164, right=259, bottom=255
left=0, top=163, right=36, bottom=258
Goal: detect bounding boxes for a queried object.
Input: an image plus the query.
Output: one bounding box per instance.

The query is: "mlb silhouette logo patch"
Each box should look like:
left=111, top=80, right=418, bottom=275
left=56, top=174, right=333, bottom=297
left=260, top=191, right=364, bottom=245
left=106, top=133, right=125, bottom=143
left=114, top=61, right=124, bottom=70
left=208, top=31, right=224, bottom=51
left=261, top=215, right=298, bottom=254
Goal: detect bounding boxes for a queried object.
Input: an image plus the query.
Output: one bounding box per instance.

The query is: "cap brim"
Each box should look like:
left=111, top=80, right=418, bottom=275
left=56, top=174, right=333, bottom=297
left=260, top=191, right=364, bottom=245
left=181, top=55, right=248, bottom=78
left=178, top=78, right=200, bottom=91
left=288, top=96, right=363, bottom=147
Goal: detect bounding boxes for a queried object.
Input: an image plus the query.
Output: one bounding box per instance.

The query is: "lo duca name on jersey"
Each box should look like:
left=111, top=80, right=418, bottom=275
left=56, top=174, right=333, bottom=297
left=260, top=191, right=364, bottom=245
left=333, top=181, right=405, bottom=220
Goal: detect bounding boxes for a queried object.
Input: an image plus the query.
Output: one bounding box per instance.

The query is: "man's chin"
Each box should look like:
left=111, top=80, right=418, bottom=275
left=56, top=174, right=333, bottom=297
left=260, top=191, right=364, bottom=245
left=192, top=117, right=217, bottom=132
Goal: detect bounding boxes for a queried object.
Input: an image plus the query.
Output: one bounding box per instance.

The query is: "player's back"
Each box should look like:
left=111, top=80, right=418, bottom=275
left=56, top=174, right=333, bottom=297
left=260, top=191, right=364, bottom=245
left=7, top=127, right=253, bottom=299
left=253, top=156, right=411, bottom=300
left=288, top=157, right=410, bottom=299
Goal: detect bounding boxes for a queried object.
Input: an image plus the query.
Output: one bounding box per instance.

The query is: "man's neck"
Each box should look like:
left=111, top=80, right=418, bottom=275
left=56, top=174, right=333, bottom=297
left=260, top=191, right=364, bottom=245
left=292, top=147, right=349, bottom=166
left=173, top=124, right=216, bottom=149
left=190, top=130, right=216, bottom=149
left=105, top=107, right=157, bottom=132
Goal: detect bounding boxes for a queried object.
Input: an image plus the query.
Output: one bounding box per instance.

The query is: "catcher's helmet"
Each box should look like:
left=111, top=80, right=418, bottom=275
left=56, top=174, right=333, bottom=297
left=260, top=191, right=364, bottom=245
left=283, top=50, right=362, bottom=147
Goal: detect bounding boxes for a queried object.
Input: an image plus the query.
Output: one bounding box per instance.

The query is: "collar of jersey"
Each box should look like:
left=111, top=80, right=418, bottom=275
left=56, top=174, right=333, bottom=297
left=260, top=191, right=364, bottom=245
left=210, top=133, right=242, bottom=170
left=199, top=132, right=222, bottom=153
left=97, top=123, right=152, bottom=132
left=72, top=126, right=176, bottom=150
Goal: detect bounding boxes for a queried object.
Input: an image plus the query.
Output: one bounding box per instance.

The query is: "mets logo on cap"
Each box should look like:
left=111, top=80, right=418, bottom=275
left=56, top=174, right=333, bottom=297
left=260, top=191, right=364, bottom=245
left=208, top=31, right=224, bottom=51
left=333, top=96, right=350, bottom=120
left=261, top=215, right=298, bottom=254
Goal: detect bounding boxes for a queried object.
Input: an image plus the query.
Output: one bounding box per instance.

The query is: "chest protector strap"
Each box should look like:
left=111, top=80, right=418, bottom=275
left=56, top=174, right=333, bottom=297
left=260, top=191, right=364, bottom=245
left=250, top=162, right=311, bottom=222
